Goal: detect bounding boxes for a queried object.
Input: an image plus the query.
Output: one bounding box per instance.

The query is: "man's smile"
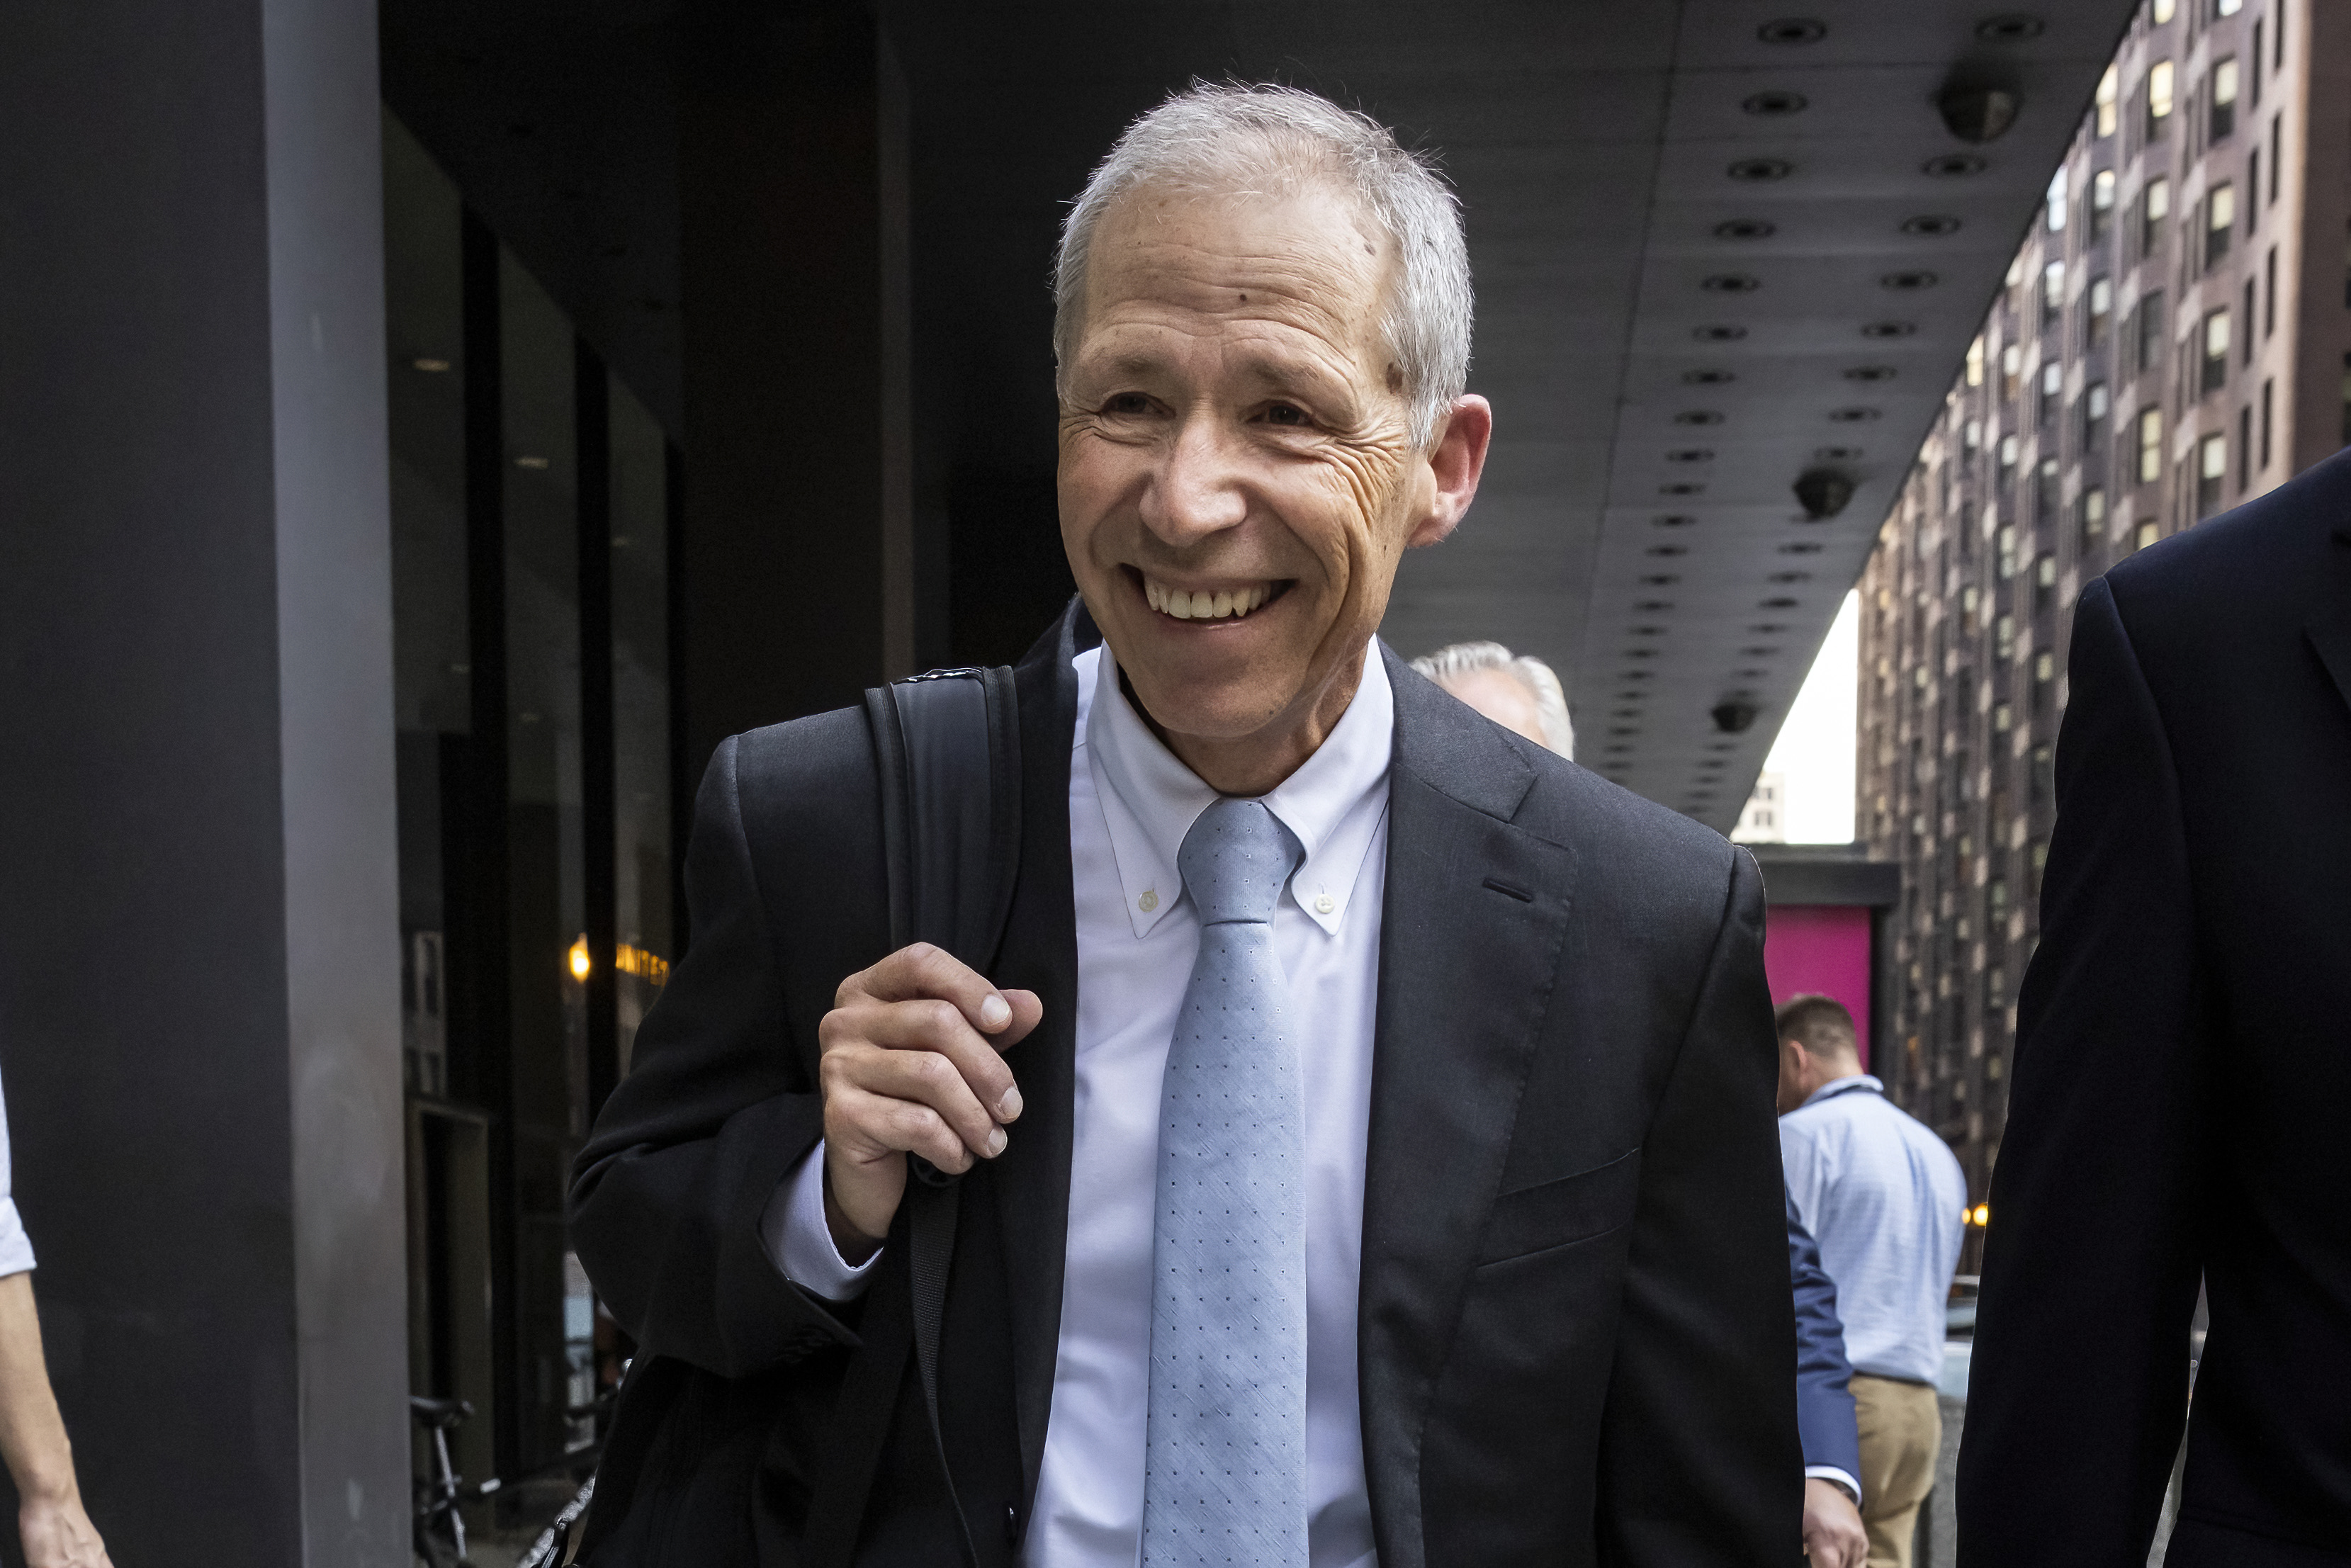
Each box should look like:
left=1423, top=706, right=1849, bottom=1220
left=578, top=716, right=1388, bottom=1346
left=1133, top=568, right=1293, bottom=623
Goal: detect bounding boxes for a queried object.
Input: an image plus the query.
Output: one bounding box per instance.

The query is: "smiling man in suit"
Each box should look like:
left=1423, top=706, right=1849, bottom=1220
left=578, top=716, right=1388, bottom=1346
left=570, top=83, right=1797, bottom=1567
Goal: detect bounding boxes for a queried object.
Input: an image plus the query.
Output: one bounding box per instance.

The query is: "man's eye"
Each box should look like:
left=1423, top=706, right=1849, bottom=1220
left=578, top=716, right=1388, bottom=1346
left=1263, top=403, right=1310, bottom=427
left=1102, top=393, right=1151, bottom=415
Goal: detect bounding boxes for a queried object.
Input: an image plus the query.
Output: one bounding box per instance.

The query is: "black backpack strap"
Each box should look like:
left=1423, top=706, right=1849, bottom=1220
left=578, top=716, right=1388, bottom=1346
left=858, top=665, right=1021, bottom=1566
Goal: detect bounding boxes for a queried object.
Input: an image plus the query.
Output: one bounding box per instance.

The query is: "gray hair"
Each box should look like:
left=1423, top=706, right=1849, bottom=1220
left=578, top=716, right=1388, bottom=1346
left=1411, top=641, right=1575, bottom=757
left=1053, top=81, right=1473, bottom=448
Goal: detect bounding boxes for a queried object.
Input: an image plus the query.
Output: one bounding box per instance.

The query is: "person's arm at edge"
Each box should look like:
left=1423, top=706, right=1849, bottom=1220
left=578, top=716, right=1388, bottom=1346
left=1955, top=575, right=2206, bottom=1564
left=0, top=1273, right=109, bottom=1568
left=1597, top=847, right=1802, bottom=1564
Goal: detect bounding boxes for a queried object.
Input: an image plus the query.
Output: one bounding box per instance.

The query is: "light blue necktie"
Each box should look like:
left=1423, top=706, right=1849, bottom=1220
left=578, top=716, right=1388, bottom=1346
left=1141, top=797, right=1309, bottom=1567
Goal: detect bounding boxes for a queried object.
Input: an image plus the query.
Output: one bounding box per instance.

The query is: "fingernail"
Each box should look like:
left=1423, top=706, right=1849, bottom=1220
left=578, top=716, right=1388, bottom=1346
left=998, top=1085, right=1024, bottom=1121
left=986, top=1126, right=1009, bottom=1157
left=979, top=993, right=1012, bottom=1030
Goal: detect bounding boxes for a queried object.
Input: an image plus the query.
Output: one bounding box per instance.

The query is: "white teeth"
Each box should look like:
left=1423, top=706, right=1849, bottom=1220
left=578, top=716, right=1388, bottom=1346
left=1143, top=576, right=1273, bottom=621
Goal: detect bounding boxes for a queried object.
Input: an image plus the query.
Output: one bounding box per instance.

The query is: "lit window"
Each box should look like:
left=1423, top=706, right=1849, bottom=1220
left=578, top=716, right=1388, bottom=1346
left=1999, top=434, right=2019, bottom=480
left=2046, top=166, right=2069, bottom=232
left=2002, top=342, right=2023, bottom=400
left=2198, top=431, right=2227, bottom=517
left=1997, top=526, right=2018, bottom=580
left=2036, top=555, right=2058, bottom=590
left=2216, top=0, right=2242, bottom=16
left=2211, top=57, right=2239, bottom=140
left=2143, top=176, right=2170, bottom=256
left=2090, top=169, right=2116, bottom=239
left=2042, top=259, right=2065, bottom=325
left=2095, top=64, right=2120, bottom=137
left=2138, top=407, right=2164, bottom=484
left=2080, top=486, right=2108, bottom=546
left=2202, top=308, right=2231, bottom=393
left=2082, top=380, right=2110, bottom=445
left=2153, top=0, right=2175, bottom=21
left=2136, top=521, right=2160, bottom=550
left=2087, top=276, right=2113, bottom=345
left=2206, top=183, right=2236, bottom=266
left=2147, top=61, right=2175, bottom=137
left=1966, top=335, right=1985, bottom=386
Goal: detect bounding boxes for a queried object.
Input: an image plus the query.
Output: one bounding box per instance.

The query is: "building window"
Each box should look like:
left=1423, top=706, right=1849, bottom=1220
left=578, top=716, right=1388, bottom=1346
left=2269, top=114, right=2281, bottom=205
left=2080, top=485, right=2107, bottom=547
left=2215, top=0, right=2241, bottom=17
left=2206, top=183, right=2235, bottom=266
left=2096, top=65, right=2120, bottom=137
left=2197, top=431, right=2227, bottom=517
left=2090, top=169, right=2116, bottom=242
left=2265, top=245, right=2277, bottom=337
left=1998, top=433, right=2019, bottom=488
left=2136, top=288, right=2166, bottom=372
left=2035, top=456, right=2058, bottom=523
left=2034, top=647, right=2056, bottom=680
left=2209, top=56, right=2238, bottom=141
left=2086, top=276, right=2113, bottom=346
left=1997, top=525, right=2018, bottom=580
left=1992, top=700, right=2013, bottom=733
left=1966, top=334, right=1985, bottom=386
left=2152, top=0, right=2175, bottom=22
left=2243, top=278, right=2257, bottom=364
left=2001, top=343, right=2023, bottom=402
left=2201, top=307, right=2231, bottom=393
left=2041, top=260, right=2065, bottom=327
left=2034, top=554, right=2058, bottom=603
left=2146, top=60, right=2175, bottom=140
left=2136, top=520, right=2160, bottom=551
left=2138, top=407, right=2164, bottom=484
left=2141, top=176, right=2170, bottom=260
left=2039, top=361, right=2063, bottom=425
left=2260, top=376, right=2273, bottom=469
left=2238, top=403, right=2252, bottom=492
left=2045, top=167, right=2068, bottom=234
left=2082, top=380, right=2109, bottom=446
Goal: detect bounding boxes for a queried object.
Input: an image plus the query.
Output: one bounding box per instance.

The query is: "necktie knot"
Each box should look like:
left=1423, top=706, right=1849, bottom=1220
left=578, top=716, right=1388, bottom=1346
left=1178, top=798, right=1301, bottom=926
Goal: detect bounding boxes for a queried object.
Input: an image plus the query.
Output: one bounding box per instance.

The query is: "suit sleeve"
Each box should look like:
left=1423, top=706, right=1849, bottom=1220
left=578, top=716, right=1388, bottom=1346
left=1597, top=849, right=1803, bottom=1563
left=1787, top=1192, right=1862, bottom=1487
left=1955, top=577, right=2206, bottom=1564
left=567, top=735, right=859, bottom=1377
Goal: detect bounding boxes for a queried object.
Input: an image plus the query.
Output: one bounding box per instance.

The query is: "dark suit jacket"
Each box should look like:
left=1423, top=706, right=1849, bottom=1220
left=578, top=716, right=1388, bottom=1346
left=568, top=602, right=1800, bottom=1566
left=1789, top=1196, right=1861, bottom=1486
left=1958, top=449, right=2351, bottom=1566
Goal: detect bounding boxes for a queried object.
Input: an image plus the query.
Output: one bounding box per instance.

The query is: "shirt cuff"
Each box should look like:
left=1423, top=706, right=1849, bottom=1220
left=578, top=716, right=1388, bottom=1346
left=757, top=1139, right=882, bottom=1303
left=1805, top=1465, right=1861, bottom=1507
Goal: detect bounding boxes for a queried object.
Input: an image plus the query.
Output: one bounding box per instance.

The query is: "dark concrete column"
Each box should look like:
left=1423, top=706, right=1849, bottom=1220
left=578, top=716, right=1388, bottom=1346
left=0, top=4, right=407, bottom=1564
left=676, top=2, right=915, bottom=784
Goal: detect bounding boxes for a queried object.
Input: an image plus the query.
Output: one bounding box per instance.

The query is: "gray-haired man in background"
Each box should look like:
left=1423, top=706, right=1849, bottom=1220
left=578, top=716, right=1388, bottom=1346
left=1411, top=640, right=1574, bottom=757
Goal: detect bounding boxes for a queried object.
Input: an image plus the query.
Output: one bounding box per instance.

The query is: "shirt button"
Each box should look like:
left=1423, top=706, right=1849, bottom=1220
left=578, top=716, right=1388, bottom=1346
left=1314, top=893, right=1336, bottom=915
left=1139, top=889, right=1159, bottom=913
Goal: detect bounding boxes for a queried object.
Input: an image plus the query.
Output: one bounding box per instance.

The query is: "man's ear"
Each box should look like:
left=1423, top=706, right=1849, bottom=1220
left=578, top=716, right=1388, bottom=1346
left=1406, top=394, right=1493, bottom=549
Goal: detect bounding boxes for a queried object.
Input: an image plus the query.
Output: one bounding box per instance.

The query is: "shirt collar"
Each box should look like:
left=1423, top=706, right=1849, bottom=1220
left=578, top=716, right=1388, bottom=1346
left=1076, top=640, right=1393, bottom=940
left=1800, top=1073, right=1885, bottom=1110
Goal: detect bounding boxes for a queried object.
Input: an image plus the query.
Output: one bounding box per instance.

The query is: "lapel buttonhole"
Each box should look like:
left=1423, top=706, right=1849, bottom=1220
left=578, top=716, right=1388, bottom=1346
left=1482, top=876, right=1534, bottom=903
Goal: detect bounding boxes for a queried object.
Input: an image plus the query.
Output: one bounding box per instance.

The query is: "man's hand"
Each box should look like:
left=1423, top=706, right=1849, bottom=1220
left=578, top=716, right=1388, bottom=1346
left=818, top=943, right=1043, bottom=1259
left=19, top=1488, right=111, bottom=1568
left=1801, top=1476, right=1868, bottom=1567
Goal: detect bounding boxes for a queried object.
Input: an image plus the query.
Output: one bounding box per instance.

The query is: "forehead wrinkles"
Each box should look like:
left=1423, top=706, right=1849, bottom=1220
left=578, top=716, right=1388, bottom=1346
left=1078, top=186, right=1396, bottom=371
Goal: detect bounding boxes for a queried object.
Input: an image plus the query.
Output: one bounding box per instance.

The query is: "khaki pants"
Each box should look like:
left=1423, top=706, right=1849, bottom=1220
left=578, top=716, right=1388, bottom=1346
left=1850, top=1373, right=1941, bottom=1568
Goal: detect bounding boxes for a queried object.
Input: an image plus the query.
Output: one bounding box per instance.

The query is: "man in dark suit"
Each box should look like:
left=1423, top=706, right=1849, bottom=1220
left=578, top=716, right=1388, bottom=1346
left=1958, top=447, right=2351, bottom=1564
left=569, top=82, right=1798, bottom=1566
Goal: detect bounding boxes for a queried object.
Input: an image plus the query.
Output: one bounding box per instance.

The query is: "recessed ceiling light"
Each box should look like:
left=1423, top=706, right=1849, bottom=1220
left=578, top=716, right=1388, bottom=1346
left=1778, top=542, right=1823, bottom=555
left=1861, top=320, right=1917, bottom=339
left=1881, top=270, right=1939, bottom=291
left=1693, top=324, right=1749, bottom=342
left=1769, top=570, right=1812, bottom=583
left=1901, top=214, right=1963, bottom=237
left=1923, top=153, right=1988, bottom=178
left=1974, top=13, right=2044, bottom=43
left=1660, top=482, right=1706, bottom=495
left=1675, top=410, right=1726, bottom=425
left=1635, top=600, right=1676, bottom=611
left=1757, top=17, right=1827, bottom=44
left=1727, top=157, right=1795, bottom=183
left=1665, top=449, right=1714, bottom=464
left=1815, top=445, right=1864, bottom=461
left=1742, top=90, right=1810, bottom=115
left=1829, top=407, right=1882, bottom=423
left=1703, top=273, right=1763, bottom=293
left=1641, top=573, right=1681, bottom=585
left=1653, top=514, right=1697, bottom=528
left=516, top=455, right=551, bottom=470
left=412, top=356, right=452, bottom=373
left=1741, top=645, right=1781, bottom=656
left=1749, top=624, right=1789, bottom=634
left=1760, top=597, right=1800, bottom=609
left=1684, top=368, right=1737, bottom=385
left=1715, top=218, right=1777, bottom=240
left=1844, top=365, right=1898, bottom=382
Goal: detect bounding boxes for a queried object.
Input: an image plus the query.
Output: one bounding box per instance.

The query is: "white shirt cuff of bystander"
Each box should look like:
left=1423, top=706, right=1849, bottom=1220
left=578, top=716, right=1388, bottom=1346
left=759, top=1139, right=882, bottom=1303
left=1805, top=1465, right=1862, bottom=1507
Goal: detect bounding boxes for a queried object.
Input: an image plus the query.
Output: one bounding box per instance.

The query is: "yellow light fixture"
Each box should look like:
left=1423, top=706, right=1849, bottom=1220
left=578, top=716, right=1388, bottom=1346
left=568, top=935, right=591, bottom=981
left=412, top=356, right=451, bottom=373
left=1969, top=1203, right=1991, bottom=1229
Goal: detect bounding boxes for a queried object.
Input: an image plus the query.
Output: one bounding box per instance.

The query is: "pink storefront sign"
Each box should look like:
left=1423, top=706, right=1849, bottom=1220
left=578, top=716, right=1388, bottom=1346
left=1763, top=903, right=1874, bottom=1070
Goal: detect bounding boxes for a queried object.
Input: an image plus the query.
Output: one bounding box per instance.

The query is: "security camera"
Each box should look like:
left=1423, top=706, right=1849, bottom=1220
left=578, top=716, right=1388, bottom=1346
left=1793, top=468, right=1854, bottom=520
left=1711, top=701, right=1759, bottom=735
left=1937, top=85, right=2019, bottom=144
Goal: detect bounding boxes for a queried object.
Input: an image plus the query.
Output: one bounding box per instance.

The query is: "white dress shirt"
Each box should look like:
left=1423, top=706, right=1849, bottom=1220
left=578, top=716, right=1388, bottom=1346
left=767, top=639, right=1392, bottom=1568
left=0, top=1070, right=34, bottom=1279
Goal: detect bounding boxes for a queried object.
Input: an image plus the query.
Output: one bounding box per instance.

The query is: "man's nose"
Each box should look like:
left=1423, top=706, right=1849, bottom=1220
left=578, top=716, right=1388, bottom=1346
left=1137, top=413, right=1248, bottom=546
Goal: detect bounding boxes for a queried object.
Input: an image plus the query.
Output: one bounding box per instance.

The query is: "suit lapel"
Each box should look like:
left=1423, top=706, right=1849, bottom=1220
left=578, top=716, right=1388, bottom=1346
left=2306, top=529, right=2351, bottom=723
left=1358, top=649, right=1577, bottom=1568
left=991, top=600, right=1089, bottom=1513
